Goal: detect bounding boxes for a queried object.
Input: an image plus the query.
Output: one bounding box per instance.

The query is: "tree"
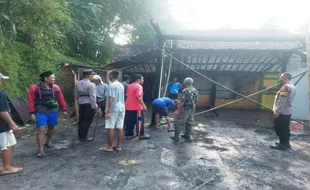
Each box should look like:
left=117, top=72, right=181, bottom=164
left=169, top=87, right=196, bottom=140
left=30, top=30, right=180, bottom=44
left=0, top=0, right=179, bottom=98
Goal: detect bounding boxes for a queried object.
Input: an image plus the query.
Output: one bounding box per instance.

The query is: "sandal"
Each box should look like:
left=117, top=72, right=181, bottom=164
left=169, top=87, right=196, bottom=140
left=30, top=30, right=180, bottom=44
left=125, top=136, right=136, bottom=139
left=167, top=129, right=175, bottom=132
left=36, top=151, right=46, bottom=158
left=113, top=146, right=121, bottom=151
left=99, top=147, right=113, bottom=152
left=45, top=142, right=55, bottom=148
left=0, top=167, right=23, bottom=176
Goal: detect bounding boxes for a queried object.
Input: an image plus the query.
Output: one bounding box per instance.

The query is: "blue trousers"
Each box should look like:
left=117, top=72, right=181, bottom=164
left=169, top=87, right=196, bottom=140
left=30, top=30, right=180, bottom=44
left=125, top=110, right=145, bottom=137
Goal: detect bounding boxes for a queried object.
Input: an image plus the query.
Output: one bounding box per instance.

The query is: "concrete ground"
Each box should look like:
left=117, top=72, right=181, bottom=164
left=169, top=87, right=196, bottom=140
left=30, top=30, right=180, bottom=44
left=1, top=109, right=310, bottom=190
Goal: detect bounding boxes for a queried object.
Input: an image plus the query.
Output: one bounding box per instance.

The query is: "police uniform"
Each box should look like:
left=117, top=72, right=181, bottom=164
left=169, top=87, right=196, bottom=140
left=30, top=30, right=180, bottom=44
left=172, top=85, right=199, bottom=140
left=272, top=82, right=296, bottom=148
left=76, top=70, right=97, bottom=140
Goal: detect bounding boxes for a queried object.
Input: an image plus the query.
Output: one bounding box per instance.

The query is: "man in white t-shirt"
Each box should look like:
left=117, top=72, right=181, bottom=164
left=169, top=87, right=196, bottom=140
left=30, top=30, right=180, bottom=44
left=99, top=71, right=125, bottom=152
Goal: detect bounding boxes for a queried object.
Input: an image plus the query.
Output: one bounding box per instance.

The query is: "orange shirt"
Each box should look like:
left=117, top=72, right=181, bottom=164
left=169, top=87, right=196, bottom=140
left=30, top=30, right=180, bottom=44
left=125, top=82, right=143, bottom=110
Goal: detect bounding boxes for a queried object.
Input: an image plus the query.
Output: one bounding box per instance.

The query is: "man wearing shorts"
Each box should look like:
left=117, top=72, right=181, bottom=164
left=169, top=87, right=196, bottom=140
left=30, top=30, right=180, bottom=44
left=99, top=71, right=124, bottom=152
left=0, top=73, right=23, bottom=175
left=28, top=71, right=68, bottom=158
left=149, top=97, right=177, bottom=132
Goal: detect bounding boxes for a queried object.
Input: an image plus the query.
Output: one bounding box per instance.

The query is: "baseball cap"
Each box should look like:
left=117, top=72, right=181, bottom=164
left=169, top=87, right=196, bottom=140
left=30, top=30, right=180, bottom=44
left=0, top=73, right=9, bottom=80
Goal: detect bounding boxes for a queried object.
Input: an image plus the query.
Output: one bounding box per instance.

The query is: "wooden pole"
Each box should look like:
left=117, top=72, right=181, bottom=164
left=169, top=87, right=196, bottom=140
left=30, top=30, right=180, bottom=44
left=163, top=40, right=173, bottom=97
left=306, top=33, right=310, bottom=128
left=158, top=42, right=165, bottom=98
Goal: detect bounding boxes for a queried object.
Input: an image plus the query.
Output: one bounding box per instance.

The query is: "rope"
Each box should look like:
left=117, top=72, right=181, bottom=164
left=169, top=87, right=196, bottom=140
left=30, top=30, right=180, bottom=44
left=195, top=70, right=307, bottom=116
left=153, top=44, right=309, bottom=127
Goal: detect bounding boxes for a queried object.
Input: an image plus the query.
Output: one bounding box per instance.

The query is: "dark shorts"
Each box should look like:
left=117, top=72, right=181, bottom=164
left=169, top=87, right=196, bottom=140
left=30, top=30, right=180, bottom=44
left=169, top=94, right=178, bottom=100
left=152, top=104, right=168, bottom=117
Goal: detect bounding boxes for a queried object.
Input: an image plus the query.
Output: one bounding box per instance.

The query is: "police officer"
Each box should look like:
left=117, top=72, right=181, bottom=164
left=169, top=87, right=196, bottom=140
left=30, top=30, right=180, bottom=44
left=76, top=70, right=100, bottom=141
left=170, top=77, right=199, bottom=141
left=270, top=72, right=296, bottom=150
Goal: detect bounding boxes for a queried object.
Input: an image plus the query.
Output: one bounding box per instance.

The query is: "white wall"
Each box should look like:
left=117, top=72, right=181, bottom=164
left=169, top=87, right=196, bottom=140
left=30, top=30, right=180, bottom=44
left=286, top=54, right=309, bottom=120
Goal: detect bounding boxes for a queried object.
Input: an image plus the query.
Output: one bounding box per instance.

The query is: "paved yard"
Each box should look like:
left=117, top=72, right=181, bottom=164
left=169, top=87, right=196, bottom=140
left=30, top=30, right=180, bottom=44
left=1, top=110, right=310, bottom=190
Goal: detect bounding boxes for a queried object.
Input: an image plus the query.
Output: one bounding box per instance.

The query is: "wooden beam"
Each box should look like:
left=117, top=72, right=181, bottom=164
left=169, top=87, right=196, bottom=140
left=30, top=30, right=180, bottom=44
left=222, top=54, right=239, bottom=71
left=248, top=55, right=263, bottom=72
left=150, top=19, right=163, bottom=37
left=210, top=76, right=217, bottom=107
left=199, top=53, right=204, bottom=70
left=306, top=34, right=310, bottom=127
left=262, top=56, right=277, bottom=72
left=236, top=56, right=246, bottom=71
left=213, top=54, right=225, bottom=70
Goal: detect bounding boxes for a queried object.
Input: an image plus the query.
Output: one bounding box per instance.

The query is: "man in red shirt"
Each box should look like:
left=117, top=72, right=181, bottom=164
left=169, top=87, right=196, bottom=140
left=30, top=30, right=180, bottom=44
left=125, top=74, right=150, bottom=139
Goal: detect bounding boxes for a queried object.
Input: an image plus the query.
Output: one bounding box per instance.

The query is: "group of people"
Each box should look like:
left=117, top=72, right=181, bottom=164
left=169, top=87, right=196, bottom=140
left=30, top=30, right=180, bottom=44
left=0, top=69, right=296, bottom=175
left=76, top=70, right=199, bottom=151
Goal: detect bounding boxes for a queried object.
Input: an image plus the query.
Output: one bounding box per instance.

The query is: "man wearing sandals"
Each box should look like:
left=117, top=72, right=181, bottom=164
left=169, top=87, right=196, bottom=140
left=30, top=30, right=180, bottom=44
left=149, top=97, right=178, bottom=132
left=171, top=77, right=199, bottom=141
left=0, top=73, right=23, bottom=175
left=125, top=74, right=150, bottom=140
left=28, top=71, right=68, bottom=158
left=99, top=71, right=124, bottom=152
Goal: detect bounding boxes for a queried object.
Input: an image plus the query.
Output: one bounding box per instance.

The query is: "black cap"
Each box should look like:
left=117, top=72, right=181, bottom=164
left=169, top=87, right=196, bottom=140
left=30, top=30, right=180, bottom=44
left=39, top=71, right=53, bottom=79
left=82, top=69, right=95, bottom=76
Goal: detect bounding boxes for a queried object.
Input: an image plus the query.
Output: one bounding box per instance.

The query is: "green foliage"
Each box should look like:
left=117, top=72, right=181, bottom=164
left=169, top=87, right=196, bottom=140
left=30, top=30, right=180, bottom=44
left=0, top=0, right=178, bottom=100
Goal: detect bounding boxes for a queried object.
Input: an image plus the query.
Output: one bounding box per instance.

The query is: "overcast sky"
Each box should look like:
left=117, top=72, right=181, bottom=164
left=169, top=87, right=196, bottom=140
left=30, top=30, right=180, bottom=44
left=170, top=0, right=310, bottom=32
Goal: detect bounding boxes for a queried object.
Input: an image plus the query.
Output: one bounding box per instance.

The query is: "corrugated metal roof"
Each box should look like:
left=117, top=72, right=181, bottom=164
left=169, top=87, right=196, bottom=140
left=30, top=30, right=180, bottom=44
left=176, top=41, right=303, bottom=50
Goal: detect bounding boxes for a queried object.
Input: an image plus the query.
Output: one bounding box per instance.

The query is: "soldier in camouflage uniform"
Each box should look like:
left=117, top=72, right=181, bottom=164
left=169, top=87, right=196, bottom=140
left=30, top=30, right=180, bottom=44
left=171, top=77, right=199, bottom=141
left=270, top=72, right=296, bottom=150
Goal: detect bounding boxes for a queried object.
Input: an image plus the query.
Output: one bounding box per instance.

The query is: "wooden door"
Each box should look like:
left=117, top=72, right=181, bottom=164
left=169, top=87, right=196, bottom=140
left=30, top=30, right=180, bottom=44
left=259, top=73, right=280, bottom=110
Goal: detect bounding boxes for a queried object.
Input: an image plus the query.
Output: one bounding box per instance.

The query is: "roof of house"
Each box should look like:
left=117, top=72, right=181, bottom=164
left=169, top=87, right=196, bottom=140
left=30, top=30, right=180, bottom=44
left=109, top=30, right=305, bottom=73
left=175, top=29, right=304, bottom=50
left=110, top=44, right=156, bottom=63
left=175, top=41, right=303, bottom=50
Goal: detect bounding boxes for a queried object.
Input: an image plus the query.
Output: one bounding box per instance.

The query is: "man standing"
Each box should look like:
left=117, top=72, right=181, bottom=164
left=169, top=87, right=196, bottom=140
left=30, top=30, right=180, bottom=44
left=270, top=72, right=296, bottom=150
left=122, top=75, right=130, bottom=129
left=125, top=74, right=150, bottom=139
left=28, top=71, right=68, bottom=158
left=99, top=71, right=125, bottom=152
left=149, top=97, right=177, bottom=132
left=122, top=75, right=131, bottom=101
left=92, top=75, right=108, bottom=117
left=0, top=73, right=23, bottom=175
left=171, top=77, right=199, bottom=141
left=76, top=70, right=99, bottom=141
left=168, top=78, right=182, bottom=99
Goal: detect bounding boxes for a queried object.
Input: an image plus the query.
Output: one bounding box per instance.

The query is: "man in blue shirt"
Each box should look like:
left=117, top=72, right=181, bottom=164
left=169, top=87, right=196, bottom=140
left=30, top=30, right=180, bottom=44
left=168, top=78, right=182, bottom=99
left=99, top=71, right=125, bottom=152
left=149, top=97, right=178, bottom=132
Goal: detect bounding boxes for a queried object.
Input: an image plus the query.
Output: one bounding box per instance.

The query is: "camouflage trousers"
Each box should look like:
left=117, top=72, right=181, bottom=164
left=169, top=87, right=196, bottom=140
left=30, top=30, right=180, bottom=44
left=173, top=107, right=195, bottom=139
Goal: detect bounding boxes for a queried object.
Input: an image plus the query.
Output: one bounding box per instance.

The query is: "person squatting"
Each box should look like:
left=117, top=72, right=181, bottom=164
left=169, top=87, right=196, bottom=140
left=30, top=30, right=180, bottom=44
left=0, top=69, right=297, bottom=176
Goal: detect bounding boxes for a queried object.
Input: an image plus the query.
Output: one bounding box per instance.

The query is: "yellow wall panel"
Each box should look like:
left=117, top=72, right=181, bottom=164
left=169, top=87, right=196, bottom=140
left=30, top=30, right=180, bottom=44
left=261, top=94, right=275, bottom=109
